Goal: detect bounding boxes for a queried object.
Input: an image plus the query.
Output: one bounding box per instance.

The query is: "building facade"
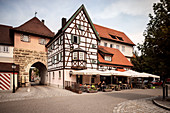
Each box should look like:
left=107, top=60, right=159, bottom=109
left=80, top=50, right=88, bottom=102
left=46, top=5, right=134, bottom=88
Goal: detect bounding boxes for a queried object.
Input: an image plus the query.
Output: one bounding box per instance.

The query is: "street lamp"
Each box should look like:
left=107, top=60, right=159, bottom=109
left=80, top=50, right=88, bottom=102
left=12, top=63, right=16, bottom=93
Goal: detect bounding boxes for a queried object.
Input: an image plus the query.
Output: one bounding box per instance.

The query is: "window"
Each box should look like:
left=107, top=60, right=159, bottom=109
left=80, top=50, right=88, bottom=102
left=104, top=56, right=112, bottom=61
left=122, top=46, right=125, bottom=52
left=59, top=71, right=61, bottom=79
left=71, top=35, right=80, bottom=44
left=79, top=52, right=84, bottom=60
left=56, top=53, right=59, bottom=61
left=92, top=59, right=96, bottom=64
left=117, top=36, right=124, bottom=41
left=104, top=43, right=107, bottom=47
left=77, top=24, right=84, bottom=31
left=92, top=44, right=96, bottom=49
left=61, top=36, right=63, bottom=45
left=0, top=46, right=9, bottom=53
left=39, top=38, right=46, bottom=45
left=53, top=72, right=55, bottom=79
left=109, top=34, right=117, bottom=39
left=116, top=45, right=119, bottom=50
left=21, top=34, right=30, bottom=42
left=52, top=56, right=55, bottom=64
left=73, top=52, right=78, bottom=60
left=60, top=52, right=63, bottom=61
left=110, top=44, right=113, bottom=48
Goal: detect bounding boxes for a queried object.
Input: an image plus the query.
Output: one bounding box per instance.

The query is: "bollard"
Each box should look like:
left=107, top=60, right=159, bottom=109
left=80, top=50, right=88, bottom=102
left=166, top=85, right=168, bottom=97
left=163, top=86, right=165, bottom=99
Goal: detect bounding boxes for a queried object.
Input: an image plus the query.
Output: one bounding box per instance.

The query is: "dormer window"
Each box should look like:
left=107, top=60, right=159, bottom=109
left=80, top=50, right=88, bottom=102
left=104, top=56, right=112, bottom=61
left=71, top=35, right=80, bottom=44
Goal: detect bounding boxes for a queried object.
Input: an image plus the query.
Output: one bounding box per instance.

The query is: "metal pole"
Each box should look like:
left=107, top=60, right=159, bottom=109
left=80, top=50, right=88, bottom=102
left=13, top=68, right=15, bottom=93
left=166, top=85, right=168, bottom=97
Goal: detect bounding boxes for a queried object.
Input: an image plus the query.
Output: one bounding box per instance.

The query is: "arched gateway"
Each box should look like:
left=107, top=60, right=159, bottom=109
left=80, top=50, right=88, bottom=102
left=29, top=62, right=47, bottom=85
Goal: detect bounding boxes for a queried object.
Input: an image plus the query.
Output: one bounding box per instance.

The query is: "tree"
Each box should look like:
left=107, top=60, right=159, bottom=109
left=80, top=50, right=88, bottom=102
left=135, top=0, right=170, bottom=79
left=132, top=0, right=170, bottom=99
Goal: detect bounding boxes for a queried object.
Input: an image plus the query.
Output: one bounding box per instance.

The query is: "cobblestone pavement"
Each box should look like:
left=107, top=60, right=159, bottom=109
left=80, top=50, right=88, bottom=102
left=0, top=85, right=77, bottom=102
left=113, top=97, right=169, bottom=113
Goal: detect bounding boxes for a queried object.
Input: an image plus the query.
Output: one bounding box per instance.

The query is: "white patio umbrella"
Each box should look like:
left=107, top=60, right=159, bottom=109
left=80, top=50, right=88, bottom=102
left=126, top=70, right=149, bottom=78
left=141, top=72, right=160, bottom=78
left=72, top=69, right=101, bottom=75
left=100, top=70, right=112, bottom=76
left=110, top=70, right=131, bottom=77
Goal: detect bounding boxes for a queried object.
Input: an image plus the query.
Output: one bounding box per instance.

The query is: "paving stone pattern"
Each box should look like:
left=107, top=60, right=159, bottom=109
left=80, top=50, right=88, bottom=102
left=0, top=85, right=77, bottom=102
left=113, top=97, right=169, bottom=113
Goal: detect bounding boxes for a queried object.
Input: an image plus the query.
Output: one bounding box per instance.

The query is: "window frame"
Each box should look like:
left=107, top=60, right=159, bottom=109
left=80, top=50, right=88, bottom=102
left=71, top=35, right=80, bottom=44
left=21, top=34, right=30, bottom=42
left=39, top=38, right=46, bottom=45
left=122, top=46, right=125, bottom=52
left=104, top=43, right=107, bottom=47
left=104, top=55, right=112, bottom=61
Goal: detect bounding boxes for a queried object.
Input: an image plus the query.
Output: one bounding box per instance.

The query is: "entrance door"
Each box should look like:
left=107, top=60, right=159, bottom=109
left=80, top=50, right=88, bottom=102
left=76, top=75, right=82, bottom=84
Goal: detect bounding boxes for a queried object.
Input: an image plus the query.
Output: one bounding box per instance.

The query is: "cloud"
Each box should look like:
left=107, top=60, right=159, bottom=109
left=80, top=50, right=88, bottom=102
left=95, top=0, right=159, bottom=19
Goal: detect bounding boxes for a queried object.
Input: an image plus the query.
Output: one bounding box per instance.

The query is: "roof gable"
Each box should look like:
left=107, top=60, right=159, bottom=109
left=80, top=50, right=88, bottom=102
left=13, top=17, right=54, bottom=38
left=98, top=46, right=133, bottom=67
left=62, top=4, right=100, bottom=40
left=94, top=24, right=135, bottom=46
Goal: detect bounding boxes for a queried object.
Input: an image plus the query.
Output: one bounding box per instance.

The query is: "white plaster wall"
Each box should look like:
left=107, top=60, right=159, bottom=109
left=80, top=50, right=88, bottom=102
left=100, top=40, right=133, bottom=57
left=0, top=46, right=13, bottom=63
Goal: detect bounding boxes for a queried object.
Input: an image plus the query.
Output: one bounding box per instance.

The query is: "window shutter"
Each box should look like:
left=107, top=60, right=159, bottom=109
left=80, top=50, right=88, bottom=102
left=71, top=35, right=74, bottom=43
left=78, top=36, right=80, bottom=44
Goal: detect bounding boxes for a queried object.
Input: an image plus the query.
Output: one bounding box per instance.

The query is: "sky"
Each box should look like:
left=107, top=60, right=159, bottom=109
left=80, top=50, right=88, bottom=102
left=0, top=0, right=160, bottom=52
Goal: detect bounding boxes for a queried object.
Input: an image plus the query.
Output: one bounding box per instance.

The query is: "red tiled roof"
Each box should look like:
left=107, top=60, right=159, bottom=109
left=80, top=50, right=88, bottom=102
left=94, top=24, right=135, bottom=46
left=0, top=24, right=13, bottom=45
left=13, top=17, right=54, bottom=38
left=98, top=46, right=133, bottom=67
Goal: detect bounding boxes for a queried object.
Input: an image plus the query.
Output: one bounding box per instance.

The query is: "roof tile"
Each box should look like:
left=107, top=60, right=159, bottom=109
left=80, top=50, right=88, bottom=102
left=98, top=46, right=133, bottom=67
left=13, top=17, right=54, bottom=38
left=94, top=24, right=135, bottom=45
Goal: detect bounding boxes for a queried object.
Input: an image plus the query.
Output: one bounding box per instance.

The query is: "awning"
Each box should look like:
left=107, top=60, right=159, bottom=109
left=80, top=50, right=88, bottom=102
left=125, top=70, right=149, bottom=78
left=72, top=69, right=101, bottom=75
left=141, top=72, right=160, bottom=78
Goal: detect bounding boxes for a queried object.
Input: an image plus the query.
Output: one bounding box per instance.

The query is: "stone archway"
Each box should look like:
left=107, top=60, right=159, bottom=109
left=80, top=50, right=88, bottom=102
left=29, top=62, right=47, bottom=85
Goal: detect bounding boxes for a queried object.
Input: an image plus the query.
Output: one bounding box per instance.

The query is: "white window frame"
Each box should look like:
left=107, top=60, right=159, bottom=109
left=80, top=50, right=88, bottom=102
left=73, top=52, right=78, bottom=60
left=116, top=45, right=119, bottom=50
left=21, top=34, right=30, bottom=42
left=104, top=43, right=107, bottom=47
left=104, top=56, right=112, bottom=61
left=39, top=38, right=46, bottom=45
left=71, top=35, right=80, bottom=44
left=122, top=46, right=125, bottom=52
left=79, top=52, right=84, bottom=60
left=0, top=46, right=9, bottom=53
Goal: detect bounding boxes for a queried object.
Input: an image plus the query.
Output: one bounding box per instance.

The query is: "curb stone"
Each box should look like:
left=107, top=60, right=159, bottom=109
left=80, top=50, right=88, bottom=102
left=152, top=99, right=170, bottom=111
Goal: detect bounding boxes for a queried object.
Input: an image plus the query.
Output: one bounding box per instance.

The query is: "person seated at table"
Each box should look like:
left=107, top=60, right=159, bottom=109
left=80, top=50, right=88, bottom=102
left=101, top=81, right=106, bottom=91
left=97, top=81, right=101, bottom=91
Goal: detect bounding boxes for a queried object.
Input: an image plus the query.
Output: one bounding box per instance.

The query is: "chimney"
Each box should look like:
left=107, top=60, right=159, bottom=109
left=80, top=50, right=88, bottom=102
left=41, top=19, right=45, bottom=24
left=62, top=18, right=67, bottom=27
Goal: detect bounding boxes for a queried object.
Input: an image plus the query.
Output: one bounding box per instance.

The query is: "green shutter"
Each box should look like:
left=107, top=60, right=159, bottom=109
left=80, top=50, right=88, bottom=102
left=78, top=36, right=80, bottom=44
left=71, top=34, right=74, bottom=43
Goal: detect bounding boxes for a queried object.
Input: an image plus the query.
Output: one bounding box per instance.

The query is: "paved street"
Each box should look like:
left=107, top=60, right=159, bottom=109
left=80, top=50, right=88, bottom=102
left=0, top=86, right=169, bottom=113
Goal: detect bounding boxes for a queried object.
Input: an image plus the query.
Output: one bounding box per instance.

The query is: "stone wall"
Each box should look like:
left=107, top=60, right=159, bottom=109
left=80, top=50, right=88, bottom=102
left=13, top=48, right=47, bottom=86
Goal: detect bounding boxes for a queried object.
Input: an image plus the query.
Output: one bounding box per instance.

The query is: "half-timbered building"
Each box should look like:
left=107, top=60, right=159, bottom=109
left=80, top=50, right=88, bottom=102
left=46, top=5, right=100, bottom=88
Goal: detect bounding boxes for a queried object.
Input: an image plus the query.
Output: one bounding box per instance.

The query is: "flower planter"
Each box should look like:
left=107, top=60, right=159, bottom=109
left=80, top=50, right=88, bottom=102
left=103, top=89, right=112, bottom=92
left=87, top=90, right=97, bottom=93
left=115, top=87, right=121, bottom=91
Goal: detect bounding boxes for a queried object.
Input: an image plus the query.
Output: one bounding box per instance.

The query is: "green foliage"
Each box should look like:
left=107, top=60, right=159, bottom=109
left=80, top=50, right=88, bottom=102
left=132, top=0, right=170, bottom=79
